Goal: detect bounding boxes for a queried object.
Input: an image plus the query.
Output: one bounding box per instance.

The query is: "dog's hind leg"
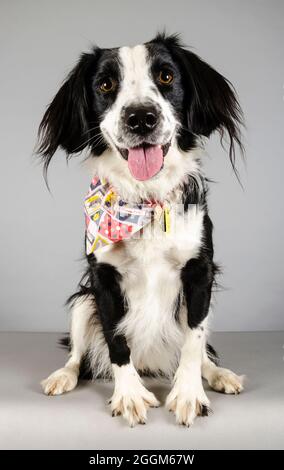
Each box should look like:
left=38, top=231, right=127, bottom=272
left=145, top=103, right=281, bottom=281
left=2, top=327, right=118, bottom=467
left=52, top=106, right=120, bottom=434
left=41, top=295, right=94, bottom=396
left=201, top=345, right=244, bottom=394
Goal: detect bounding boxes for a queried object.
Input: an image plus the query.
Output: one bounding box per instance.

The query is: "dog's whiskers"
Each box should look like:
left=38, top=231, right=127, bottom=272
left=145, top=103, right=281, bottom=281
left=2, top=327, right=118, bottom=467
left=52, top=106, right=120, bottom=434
left=72, top=132, right=105, bottom=153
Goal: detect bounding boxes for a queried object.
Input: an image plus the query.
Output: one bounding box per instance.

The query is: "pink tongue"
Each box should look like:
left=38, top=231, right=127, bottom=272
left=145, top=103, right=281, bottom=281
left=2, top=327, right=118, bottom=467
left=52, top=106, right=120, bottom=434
left=128, top=145, right=163, bottom=181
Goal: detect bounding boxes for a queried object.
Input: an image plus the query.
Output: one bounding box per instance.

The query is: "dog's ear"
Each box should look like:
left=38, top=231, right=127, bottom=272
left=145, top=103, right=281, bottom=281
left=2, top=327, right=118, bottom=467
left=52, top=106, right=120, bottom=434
left=37, top=52, right=97, bottom=175
left=173, top=45, right=244, bottom=168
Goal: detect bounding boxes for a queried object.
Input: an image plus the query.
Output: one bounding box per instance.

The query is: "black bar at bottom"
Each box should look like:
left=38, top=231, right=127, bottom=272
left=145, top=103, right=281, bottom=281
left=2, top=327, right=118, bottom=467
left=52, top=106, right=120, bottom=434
left=0, top=450, right=282, bottom=466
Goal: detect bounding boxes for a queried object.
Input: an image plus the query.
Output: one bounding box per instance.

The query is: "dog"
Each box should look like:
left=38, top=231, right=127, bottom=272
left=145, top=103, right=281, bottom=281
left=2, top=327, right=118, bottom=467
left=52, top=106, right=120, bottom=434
left=38, top=33, right=244, bottom=427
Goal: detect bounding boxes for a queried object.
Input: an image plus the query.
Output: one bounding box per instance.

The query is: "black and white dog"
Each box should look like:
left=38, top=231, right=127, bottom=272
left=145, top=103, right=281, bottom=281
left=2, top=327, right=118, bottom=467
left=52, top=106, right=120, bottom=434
left=38, top=33, right=244, bottom=427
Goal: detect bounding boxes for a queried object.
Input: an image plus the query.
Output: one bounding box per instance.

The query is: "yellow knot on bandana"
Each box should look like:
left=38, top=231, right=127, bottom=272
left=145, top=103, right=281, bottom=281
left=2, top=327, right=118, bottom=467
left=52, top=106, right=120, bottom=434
left=84, top=177, right=170, bottom=254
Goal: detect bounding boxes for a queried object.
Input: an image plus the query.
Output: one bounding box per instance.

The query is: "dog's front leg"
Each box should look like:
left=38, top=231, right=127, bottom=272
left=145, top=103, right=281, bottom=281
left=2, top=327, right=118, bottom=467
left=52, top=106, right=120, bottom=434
left=92, top=261, right=159, bottom=426
left=166, top=257, right=212, bottom=426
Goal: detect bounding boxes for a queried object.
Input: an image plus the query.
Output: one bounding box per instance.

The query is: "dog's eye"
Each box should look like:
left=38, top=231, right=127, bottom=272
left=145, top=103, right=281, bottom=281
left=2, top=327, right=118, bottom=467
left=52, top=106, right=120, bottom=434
left=99, top=78, right=117, bottom=93
left=158, top=70, right=174, bottom=85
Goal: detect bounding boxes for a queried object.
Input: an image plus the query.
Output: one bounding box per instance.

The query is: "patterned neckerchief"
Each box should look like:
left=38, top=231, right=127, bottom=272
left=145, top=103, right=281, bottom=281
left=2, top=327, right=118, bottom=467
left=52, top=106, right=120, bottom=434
left=84, top=176, right=170, bottom=254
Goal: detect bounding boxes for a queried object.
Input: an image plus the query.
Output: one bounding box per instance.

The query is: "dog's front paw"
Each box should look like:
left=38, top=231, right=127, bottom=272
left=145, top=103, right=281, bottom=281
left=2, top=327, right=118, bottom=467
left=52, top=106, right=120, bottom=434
left=208, top=368, right=244, bottom=394
left=166, top=380, right=210, bottom=427
left=41, top=367, right=78, bottom=396
left=110, top=386, right=160, bottom=427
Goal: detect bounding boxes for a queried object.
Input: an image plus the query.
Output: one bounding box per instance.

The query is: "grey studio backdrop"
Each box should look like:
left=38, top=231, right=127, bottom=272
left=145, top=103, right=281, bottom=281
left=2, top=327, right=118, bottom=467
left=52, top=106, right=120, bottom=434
left=0, top=0, right=283, bottom=333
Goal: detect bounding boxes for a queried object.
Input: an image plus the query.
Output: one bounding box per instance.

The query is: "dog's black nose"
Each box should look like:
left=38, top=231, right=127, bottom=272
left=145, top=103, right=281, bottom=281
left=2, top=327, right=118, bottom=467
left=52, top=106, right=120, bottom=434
left=125, top=105, right=159, bottom=135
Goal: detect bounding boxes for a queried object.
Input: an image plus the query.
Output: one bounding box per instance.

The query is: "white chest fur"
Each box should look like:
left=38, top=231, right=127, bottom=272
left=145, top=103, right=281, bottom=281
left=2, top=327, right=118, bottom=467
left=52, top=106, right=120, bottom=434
left=95, top=204, right=205, bottom=376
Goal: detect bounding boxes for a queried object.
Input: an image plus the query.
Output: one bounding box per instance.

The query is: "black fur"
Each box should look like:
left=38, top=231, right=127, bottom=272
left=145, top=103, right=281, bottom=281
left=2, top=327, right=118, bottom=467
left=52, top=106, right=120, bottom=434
left=59, top=333, right=219, bottom=379
left=37, top=48, right=121, bottom=179
left=88, top=260, right=130, bottom=367
left=182, top=174, right=207, bottom=208
left=37, top=33, right=243, bottom=179
left=149, top=33, right=244, bottom=176
left=206, top=343, right=219, bottom=366
left=66, top=255, right=130, bottom=369
left=181, top=210, right=217, bottom=329
left=37, top=32, right=243, bottom=380
left=181, top=257, right=215, bottom=329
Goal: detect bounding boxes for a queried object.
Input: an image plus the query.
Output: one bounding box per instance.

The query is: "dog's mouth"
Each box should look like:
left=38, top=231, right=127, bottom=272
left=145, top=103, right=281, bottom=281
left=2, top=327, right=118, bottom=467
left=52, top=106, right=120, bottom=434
left=118, top=143, right=171, bottom=181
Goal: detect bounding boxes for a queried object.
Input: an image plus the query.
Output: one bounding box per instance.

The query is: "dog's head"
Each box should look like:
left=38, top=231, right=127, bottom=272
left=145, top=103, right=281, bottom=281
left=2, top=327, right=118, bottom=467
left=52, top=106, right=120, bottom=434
left=38, top=33, right=243, bottom=191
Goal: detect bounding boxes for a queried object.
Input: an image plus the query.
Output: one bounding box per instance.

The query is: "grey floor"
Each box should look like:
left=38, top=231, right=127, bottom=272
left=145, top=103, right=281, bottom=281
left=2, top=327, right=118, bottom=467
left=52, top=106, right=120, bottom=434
left=0, top=332, right=284, bottom=450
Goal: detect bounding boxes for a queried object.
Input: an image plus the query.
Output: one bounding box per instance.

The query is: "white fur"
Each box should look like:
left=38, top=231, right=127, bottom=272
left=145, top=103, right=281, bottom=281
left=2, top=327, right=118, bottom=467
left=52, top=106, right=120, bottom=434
left=92, top=187, right=205, bottom=378
left=166, top=321, right=210, bottom=426
left=100, top=45, right=177, bottom=153
left=41, top=296, right=93, bottom=394
left=41, top=43, right=244, bottom=426
left=202, top=355, right=244, bottom=394
left=110, top=362, right=160, bottom=426
left=86, top=44, right=204, bottom=204
left=41, top=367, right=78, bottom=395
left=86, top=144, right=203, bottom=203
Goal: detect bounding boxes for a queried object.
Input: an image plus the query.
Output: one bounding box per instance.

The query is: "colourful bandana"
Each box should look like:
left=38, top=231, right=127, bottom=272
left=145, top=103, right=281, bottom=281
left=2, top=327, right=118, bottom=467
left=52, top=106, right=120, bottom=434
left=84, top=177, right=170, bottom=254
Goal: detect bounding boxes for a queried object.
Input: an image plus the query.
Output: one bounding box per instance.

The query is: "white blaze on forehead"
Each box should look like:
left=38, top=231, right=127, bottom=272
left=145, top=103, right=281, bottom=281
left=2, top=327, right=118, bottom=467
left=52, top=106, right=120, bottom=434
left=118, top=45, right=153, bottom=103
left=100, top=43, right=177, bottom=150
